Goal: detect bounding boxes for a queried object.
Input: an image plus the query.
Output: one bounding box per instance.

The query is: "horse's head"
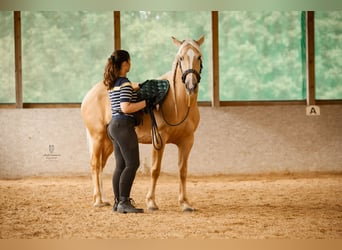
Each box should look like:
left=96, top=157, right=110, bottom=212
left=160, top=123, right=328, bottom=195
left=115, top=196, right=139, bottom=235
left=172, top=36, right=204, bottom=95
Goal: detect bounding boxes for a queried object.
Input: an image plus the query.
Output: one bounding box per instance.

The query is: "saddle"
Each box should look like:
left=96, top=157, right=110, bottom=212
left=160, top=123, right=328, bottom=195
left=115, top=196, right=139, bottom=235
left=136, top=79, right=170, bottom=150
left=136, top=79, right=170, bottom=106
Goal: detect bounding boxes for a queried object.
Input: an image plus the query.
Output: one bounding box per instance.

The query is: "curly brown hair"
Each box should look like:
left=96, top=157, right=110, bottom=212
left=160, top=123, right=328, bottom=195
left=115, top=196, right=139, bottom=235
left=103, top=50, right=130, bottom=90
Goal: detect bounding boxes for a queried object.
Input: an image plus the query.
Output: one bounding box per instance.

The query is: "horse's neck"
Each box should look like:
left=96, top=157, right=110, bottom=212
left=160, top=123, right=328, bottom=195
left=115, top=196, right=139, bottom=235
left=173, top=67, right=186, bottom=101
left=166, top=66, right=198, bottom=117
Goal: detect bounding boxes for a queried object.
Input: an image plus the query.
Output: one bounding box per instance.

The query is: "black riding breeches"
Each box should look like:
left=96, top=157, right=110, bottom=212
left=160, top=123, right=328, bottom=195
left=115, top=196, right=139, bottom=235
left=107, top=117, right=140, bottom=199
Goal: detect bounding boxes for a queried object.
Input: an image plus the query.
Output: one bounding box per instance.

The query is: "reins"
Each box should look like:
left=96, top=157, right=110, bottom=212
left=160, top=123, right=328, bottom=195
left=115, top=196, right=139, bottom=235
left=149, top=42, right=202, bottom=149
left=160, top=54, right=201, bottom=127
left=160, top=97, right=190, bottom=127
left=151, top=95, right=190, bottom=150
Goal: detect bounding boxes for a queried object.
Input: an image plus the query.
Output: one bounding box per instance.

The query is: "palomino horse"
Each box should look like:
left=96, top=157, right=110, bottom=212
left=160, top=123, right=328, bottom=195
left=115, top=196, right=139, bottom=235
left=81, top=36, right=204, bottom=211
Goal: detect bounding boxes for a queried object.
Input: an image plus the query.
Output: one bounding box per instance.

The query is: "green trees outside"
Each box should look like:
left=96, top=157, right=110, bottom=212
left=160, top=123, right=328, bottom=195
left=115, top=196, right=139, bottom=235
left=315, top=11, right=342, bottom=99
left=21, top=11, right=113, bottom=102
left=219, top=11, right=306, bottom=100
left=121, top=11, right=211, bottom=101
left=0, top=12, right=15, bottom=103
left=0, top=11, right=341, bottom=103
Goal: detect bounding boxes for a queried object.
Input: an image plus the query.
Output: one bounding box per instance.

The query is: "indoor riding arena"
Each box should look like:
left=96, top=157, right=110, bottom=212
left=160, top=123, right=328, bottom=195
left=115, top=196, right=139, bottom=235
left=0, top=6, right=341, bottom=241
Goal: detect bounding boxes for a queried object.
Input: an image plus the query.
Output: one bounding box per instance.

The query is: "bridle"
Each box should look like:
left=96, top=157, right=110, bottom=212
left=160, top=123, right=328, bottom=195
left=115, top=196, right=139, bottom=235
left=179, top=57, right=203, bottom=85
left=161, top=43, right=203, bottom=127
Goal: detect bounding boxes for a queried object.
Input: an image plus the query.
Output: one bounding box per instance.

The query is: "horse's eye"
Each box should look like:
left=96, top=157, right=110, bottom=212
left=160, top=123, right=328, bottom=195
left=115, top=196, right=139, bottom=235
left=198, top=56, right=202, bottom=61
left=180, top=56, right=184, bottom=61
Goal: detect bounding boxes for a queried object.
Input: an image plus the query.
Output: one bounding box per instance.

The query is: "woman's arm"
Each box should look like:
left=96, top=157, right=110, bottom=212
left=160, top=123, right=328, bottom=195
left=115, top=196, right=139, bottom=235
left=121, top=100, right=146, bottom=114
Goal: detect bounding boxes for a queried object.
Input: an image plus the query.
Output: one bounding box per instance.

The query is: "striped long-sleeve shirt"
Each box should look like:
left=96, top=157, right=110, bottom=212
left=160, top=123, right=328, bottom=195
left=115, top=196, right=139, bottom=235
left=108, top=77, right=138, bottom=119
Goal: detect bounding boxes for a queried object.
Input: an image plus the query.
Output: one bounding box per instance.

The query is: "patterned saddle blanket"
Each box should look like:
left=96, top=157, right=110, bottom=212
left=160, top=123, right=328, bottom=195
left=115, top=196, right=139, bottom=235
left=136, top=79, right=170, bottom=105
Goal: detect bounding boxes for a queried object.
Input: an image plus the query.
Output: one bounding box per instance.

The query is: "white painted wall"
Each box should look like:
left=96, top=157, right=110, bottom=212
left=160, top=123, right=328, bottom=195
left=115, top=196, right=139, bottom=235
left=0, top=105, right=341, bottom=178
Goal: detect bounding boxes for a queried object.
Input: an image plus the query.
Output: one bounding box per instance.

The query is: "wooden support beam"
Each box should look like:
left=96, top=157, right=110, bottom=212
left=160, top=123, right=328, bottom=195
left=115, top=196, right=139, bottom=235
left=14, top=11, right=23, bottom=108
left=306, top=11, right=315, bottom=105
left=211, top=11, right=220, bottom=107
left=114, top=11, right=121, bottom=50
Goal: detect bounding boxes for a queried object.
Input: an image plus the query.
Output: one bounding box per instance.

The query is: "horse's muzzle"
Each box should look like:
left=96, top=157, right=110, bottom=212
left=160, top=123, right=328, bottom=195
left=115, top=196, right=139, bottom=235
left=182, top=69, right=201, bottom=95
left=185, top=77, right=199, bottom=95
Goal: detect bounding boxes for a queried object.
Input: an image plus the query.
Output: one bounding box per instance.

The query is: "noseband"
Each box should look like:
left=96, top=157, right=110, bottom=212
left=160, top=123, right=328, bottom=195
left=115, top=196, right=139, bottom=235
left=179, top=58, right=203, bottom=84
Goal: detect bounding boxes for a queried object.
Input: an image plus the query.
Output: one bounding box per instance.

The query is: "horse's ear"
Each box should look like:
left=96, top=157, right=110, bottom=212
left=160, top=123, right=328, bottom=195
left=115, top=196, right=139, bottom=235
left=196, top=35, right=204, bottom=46
left=172, top=36, right=182, bottom=47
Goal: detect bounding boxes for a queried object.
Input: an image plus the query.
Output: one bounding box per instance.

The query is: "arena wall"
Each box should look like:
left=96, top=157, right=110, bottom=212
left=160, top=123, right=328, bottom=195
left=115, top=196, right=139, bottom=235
left=0, top=105, right=341, bottom=178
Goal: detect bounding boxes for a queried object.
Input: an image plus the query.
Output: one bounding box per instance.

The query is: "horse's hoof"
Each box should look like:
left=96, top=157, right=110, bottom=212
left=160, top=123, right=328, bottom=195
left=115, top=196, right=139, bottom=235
left=93, top=201, right=111, bottom=207
left=148, top=207, right=159, bottom=211
left=146, top=200, right=159, bottom=211
left=183, top=207, right=196, bottom=212
left=181, top=203, right=196, bottom=212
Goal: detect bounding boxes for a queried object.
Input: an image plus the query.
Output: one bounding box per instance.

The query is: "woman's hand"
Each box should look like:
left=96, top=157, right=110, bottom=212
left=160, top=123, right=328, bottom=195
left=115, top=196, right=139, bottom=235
left=131, top=82, right=140, bottom=90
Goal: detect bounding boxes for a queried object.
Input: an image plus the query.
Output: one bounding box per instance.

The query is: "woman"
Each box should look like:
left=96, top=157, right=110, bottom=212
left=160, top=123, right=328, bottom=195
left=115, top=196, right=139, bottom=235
left=105, top=50, right=146, bottom=213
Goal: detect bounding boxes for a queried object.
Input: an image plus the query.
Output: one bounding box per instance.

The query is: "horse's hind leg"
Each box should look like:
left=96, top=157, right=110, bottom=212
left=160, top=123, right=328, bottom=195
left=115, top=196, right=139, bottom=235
left=98, top=136, right=113, bottom=206
left=91, top=136, right=111, bottom=207
left=146, top=145, right=165, bottom=210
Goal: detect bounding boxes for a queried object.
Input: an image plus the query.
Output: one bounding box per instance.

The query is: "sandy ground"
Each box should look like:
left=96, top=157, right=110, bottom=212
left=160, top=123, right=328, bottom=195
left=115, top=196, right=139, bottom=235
left=0, top=173, right=341, bottom=239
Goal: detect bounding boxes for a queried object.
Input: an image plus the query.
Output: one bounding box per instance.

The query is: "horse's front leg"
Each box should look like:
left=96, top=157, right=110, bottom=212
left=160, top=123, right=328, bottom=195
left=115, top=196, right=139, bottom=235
left=177, top=135, right=195, bottom=212
left=146, top=145, right=165, bottom=210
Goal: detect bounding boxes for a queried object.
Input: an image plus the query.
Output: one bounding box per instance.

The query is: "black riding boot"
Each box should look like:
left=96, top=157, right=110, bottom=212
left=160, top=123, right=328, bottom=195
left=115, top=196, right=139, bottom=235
left=117, top=197, right=144, bottom=213
left=113, top=197, right=120, bottom=212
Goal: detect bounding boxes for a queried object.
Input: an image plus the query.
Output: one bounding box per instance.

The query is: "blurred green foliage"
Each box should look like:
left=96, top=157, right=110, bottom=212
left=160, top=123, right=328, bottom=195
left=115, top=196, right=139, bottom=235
left=20, top=11, right=113, bottom=102
left=0, top=12, right=15, bottom=103
left=315, top=11, right=342, bottom=99
left=219, top=11, right=306, bottom=100
left=0, top=11, right=341, bottom=103
left=121, top=11, right=211, bottom=101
